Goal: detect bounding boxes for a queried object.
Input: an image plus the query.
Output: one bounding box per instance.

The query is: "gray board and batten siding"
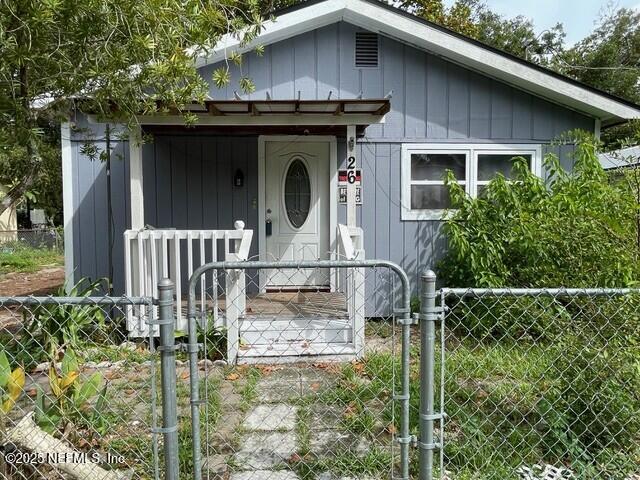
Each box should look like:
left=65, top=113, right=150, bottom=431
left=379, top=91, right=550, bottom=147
left=67, top=21, right=596, bottom=297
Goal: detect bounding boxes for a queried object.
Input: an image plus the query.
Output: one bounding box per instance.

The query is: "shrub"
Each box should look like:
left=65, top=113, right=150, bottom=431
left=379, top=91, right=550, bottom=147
left=438, top=133, right=640, bottom=470
left=439, top=132, right=640, bottom=289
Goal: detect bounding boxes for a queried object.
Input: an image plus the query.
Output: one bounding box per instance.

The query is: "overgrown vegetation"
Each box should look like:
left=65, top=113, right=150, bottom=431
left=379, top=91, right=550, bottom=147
left=35, top=349, right=107, bottom=436
left=440, top=132, right=640, bottom=288
left=0, top=279, right=109, bottom=370
left=434, top=133, right=640, bottom=478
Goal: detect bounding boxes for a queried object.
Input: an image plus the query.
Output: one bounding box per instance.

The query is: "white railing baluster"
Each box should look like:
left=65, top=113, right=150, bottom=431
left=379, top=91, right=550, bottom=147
left=137, top=234, right=147, bottom=336
left=123, top=223, right=253, bottom=337
left=174, top=234, right=183, bottom=331
left=149, top=232, right=159, bottom=336
left=199, top=233, right=206, bottom=326
left=212, top=233, right=220, bottom=327
left=161, top=233, right=169, bottom=280
left=124, top=232, right=134, bottom=332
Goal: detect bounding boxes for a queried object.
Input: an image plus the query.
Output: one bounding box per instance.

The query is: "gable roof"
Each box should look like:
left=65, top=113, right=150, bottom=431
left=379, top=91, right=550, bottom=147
left=196, top=0, right=640, bottom=126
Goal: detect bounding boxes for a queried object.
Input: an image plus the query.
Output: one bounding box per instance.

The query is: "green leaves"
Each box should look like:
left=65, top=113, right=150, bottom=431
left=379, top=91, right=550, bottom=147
left=213, top=67, right=231, bottom=89
left=74, top=372, right=103, bottom=406
left=0, top=0, right=263, bottom=215
left=37, top=349, right=106, bottom=433
left=0, top=349, right=25, bottom=414
left=440, top=133, right=640, bottom=290
left=0, top=350, right=10, bottom=388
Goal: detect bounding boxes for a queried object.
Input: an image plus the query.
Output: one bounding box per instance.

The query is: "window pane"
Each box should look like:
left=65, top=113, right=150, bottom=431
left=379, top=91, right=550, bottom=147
left=411, top=153, right=466, bottom=181
left=477, top=153, right=531, bottom=181
left=284, top=159, right=311, bottom=228
left=411, top=185, right=451, bottom=210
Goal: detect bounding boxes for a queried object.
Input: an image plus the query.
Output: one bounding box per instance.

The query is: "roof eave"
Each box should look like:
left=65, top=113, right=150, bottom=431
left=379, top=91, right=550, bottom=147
left=196, top=0, right=640, bottom=123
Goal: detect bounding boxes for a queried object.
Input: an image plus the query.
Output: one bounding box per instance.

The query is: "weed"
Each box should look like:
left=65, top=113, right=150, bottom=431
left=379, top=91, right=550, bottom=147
left=236, top=367, right=261, bottom=411
left=35, top=349, right=108, bottom=437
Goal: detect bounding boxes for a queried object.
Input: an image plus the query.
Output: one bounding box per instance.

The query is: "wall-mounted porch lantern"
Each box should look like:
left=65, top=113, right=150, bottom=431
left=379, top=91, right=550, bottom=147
left=234, top=169, right=244, bottom=187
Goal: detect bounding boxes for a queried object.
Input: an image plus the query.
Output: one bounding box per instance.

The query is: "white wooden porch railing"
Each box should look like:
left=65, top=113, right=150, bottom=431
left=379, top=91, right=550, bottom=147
left=337, top=224, right=365, bottom=357
left=124, top=221, right=253, bottom=337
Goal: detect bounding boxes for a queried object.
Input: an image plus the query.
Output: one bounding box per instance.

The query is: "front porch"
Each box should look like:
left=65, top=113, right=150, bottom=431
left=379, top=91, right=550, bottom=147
left=124, top=223, right=365, bottom=363
left=119, top=97, right=386, bottom=363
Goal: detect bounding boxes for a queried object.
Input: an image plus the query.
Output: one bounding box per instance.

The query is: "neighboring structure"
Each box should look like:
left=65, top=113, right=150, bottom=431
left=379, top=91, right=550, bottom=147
left=61, top=0, right=640, bottom=359
left=0, top=185, right=17, bottom=244
left=599, top=145, right=640, bottom=170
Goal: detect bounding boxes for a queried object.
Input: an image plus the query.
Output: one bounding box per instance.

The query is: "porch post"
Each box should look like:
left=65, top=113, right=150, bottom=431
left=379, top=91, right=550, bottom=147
left=129, top=124, right=145, bottom=230
left=346, top=124, right=357, bottom=228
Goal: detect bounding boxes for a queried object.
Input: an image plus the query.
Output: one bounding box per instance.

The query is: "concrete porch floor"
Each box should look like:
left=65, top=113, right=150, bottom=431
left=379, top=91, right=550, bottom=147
left=218, top=291, right=349, bottom=319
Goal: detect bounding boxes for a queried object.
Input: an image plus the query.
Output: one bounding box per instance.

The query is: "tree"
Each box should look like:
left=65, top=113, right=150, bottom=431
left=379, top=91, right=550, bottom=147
left=558, top=8, right=640, bottom=104
left=396, top=0, right=565, bottom=62
left=0, top=0, right=263, bottom=217
left=474, top=9, right=564, bottom=64
left=397, top=0, right=479, bottom=38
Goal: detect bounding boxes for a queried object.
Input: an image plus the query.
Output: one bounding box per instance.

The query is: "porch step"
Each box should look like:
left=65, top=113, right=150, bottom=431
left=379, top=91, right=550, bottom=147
left=237, top=341, right=357, bottom=365
left=238, top=316, right=353, bottom=345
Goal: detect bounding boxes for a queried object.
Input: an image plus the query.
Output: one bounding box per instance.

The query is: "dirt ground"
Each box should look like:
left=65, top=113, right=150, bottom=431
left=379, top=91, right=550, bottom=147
left=0, top=266, right=65, bottom=297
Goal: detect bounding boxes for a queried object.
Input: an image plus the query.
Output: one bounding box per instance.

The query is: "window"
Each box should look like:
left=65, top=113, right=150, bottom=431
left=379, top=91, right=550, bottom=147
left=284, top=158, right=311, bottom=228
left=401, top=144, right=541, bottom=220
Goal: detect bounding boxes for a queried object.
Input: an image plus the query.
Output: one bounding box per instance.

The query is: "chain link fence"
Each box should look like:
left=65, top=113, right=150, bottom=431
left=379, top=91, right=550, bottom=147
left=182, top=261, right=413, bottom=480
left=2, top=264, right=638, bottom=480
left=0, top=294, right=164, bottom=480
left=0, top=229, right=63, bottom=252
left=437, top=286, right=640, bottom=480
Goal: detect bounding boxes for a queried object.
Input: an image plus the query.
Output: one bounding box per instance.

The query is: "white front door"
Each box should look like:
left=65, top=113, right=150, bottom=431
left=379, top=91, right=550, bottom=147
left=264, top=141, right=330, bottom=288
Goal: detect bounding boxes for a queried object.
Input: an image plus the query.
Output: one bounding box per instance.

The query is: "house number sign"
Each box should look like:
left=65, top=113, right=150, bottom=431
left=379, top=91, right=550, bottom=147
left=345, top=125, right=359, bottom=226
left=338, top=169, right=362, bottom=205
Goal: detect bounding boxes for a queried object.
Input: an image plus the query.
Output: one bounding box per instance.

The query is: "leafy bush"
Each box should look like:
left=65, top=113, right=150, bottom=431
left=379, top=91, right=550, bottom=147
left=3, top=278, right=107, bottom=369
left=439, top=133, right=640, bottom=288
left=0, top=349, right=24, bottom=416
left=438, top=133, right=640, bottom=470
left=176, top=317, right=227, bottom=361
left=25, top=278, right=106, bottom=349
left=35, top=349, right=107, bottom=435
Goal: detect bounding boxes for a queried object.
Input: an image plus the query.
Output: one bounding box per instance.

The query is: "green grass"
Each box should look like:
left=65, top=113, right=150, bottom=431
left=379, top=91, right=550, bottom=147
left=0, top=243, right=63, bottom=274
left=235, top=366, right=262, bottom=411
left=311, top=340, right=638, bottom=480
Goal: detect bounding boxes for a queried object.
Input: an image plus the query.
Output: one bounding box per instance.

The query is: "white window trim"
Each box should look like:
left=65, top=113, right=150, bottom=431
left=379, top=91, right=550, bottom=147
left=401, top=143, right=542, bottom=221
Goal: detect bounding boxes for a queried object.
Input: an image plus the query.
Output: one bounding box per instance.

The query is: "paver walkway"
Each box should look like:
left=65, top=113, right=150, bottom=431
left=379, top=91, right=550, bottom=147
left=227, top=367, right=381, bottom=480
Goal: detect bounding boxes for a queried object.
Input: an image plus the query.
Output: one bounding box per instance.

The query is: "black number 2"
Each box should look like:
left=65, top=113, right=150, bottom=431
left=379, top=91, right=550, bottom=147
left=347, top=156, right=356, bottom=169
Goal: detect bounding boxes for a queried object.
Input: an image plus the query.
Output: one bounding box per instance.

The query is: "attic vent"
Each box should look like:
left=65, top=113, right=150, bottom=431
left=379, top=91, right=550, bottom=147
left=355, top=32, right=379, bottom=68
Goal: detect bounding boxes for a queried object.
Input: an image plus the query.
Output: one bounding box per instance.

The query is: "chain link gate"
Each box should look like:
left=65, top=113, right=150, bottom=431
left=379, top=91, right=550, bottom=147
left=428, top=279, right=640, bottom=480
left=182, top=259, right=416, bottom=480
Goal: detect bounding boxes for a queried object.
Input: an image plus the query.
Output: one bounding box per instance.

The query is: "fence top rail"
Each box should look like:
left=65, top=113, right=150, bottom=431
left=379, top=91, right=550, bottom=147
left=186, top=258, right=411, bottom=313
left=0, top=295, right=155, bottom=306
left=441, top=287, right=640, bottom=298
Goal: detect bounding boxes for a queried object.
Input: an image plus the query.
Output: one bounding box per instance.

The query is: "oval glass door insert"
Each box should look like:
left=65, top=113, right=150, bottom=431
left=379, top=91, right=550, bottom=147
left=284, top=159, right=311, bottom=228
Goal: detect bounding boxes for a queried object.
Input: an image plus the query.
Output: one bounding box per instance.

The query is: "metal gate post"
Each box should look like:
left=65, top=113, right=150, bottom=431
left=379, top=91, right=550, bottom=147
left=158, top=279, right=179, bottom=480
left=398, top=301, right=412, bottom=480
left=419, top=270, right=437, bottom=480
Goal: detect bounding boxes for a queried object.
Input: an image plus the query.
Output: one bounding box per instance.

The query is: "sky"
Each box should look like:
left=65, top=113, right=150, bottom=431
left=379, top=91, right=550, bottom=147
left=444, top=0, right=639, bottom=45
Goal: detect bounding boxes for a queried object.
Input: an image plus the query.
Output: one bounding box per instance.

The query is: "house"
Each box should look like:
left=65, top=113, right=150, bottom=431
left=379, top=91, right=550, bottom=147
left=61, top=0, right=640, bottom=361
left=0, top=185, right=18, bottom=244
